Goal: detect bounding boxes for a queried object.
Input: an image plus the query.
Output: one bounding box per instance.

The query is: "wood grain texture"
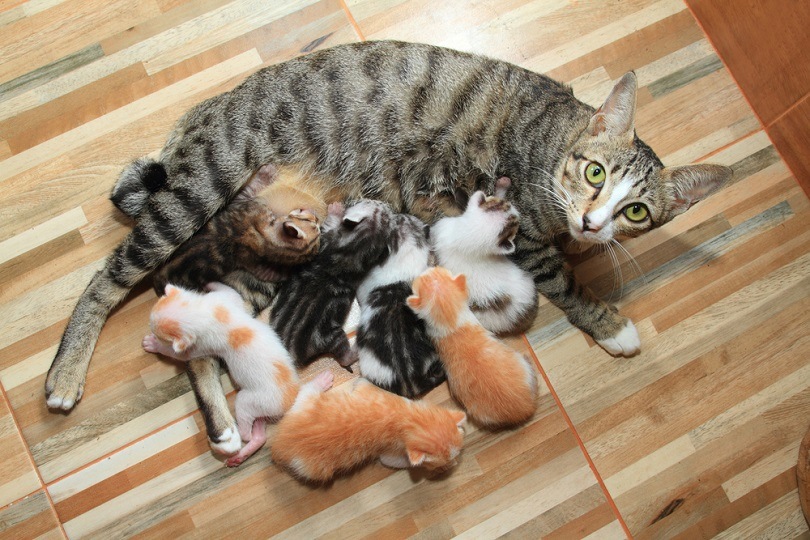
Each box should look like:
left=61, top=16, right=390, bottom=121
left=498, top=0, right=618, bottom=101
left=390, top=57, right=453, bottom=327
left=685, top=0, right=810, bottom=195
left=0, top=0, right=808, bottom=538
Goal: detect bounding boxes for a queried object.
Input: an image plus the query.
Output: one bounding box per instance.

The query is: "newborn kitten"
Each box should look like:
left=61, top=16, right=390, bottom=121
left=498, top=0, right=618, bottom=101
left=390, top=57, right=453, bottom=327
left=430, top=178, right=538, bottom=335
left=151, top=165, right=321, bottom=314
left=408, top=267, right=538, bottom=428
left=271, top=374, right=466, bottom=483
left=270, top=200, right=391, bottom=367
left=352, top=204, right=445, bottom=397
left=143, top=282, right=299, bottom=467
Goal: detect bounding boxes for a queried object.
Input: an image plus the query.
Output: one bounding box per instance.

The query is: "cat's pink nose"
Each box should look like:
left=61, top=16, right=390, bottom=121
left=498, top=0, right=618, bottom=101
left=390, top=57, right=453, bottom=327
left=582, top=215, right=602, bottom=233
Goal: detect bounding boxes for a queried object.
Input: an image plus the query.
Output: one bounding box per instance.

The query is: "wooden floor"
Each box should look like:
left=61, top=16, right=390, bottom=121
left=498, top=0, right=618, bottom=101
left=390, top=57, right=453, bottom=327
left=1, top=1, right=808, bottom=538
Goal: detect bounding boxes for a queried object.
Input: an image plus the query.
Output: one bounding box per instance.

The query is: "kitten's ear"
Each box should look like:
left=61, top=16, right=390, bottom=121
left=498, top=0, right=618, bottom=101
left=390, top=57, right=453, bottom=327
left=587, top=72, right=637, bottom=138
left=406, top=295, right=422, bottom=310
left=406, top=448, right=427, bottom=467
left=663, top=164, right=732, bottom=217
left=452, top=274, right=467, bottom=293
left=172, top=334, right=194, bottom=354
left=164, top=284, right=180, bottom=298
left=451, top=411, right=467, bottom=428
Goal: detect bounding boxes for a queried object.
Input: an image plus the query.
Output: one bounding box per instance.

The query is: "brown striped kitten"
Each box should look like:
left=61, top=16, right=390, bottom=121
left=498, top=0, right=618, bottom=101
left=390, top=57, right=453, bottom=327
left=112, top=163, right=321, bottom=313
left=47, top=42, right=731, bottom=452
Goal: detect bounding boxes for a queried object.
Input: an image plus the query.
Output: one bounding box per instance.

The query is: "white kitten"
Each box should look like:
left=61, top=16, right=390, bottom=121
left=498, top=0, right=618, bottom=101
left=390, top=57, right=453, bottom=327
left=430, top=178, right=538, bottom=335
left=143, top=282, right=299, bottom=467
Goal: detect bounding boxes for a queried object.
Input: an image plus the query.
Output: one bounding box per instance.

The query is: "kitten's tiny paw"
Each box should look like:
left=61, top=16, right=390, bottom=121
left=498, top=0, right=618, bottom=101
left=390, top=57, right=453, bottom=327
left=142, top=333, right=161, bottom=354
left=210, top=426, right=242, bottom=456
left=327, top=202, right=345, bottom=216
left=596, top=320, right=640, bottom=357
left=225, top=453, right=247, bottom=467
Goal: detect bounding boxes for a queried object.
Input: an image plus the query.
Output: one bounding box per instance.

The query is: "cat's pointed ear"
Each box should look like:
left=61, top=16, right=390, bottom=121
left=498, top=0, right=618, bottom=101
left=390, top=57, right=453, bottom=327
left=406, top=295, right=422, bottom=310
left=663, top=163, right=732, bottom=217
left=587, top=72, right=637, bottom=138
left=406, top=448, right=427, bottom=467
left=451, top=411, right=467, bottom=428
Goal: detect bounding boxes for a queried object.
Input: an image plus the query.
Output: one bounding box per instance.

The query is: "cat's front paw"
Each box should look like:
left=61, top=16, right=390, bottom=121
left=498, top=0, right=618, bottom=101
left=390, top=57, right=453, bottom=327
left=209, top=426, right=242, bottom=456
left=596, top=319, right=640, bottom=357
left=45, top=358, right=87, bottom=411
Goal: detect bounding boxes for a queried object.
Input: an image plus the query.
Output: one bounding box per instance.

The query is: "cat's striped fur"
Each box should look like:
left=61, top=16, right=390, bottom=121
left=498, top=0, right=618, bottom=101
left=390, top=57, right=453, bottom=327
left=353, top=202, right=445, bottom=398
left=46, top=41, right=731, bottom=450
left=270, top=201, right=391, bottom=368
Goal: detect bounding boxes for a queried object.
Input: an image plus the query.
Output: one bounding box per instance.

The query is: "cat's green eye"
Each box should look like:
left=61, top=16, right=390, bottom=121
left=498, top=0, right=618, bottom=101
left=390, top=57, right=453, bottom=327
left=585, top=162, right=606, bottom=187
left=623, top=203, right=649, bottom=222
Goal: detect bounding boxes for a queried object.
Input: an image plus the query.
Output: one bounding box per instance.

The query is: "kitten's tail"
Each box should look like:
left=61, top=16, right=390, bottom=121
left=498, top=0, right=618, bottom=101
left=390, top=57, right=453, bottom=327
left=110, top=157, right=168, bottom=218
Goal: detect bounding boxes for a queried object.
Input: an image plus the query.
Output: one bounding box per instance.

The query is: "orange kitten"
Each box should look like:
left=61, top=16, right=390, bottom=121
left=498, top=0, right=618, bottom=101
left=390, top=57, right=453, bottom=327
left=407, top=267, right=538, bottom=428
left=271, top=374, right=466, bottom=483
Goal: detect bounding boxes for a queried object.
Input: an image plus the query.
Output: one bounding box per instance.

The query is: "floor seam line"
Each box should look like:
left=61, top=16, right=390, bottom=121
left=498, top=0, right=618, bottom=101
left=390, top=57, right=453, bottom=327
left=521, top=334, right=634, bottom=539
left=339, top=0, right=366, bottom=42
left=0, top=380, right=69, bottom=538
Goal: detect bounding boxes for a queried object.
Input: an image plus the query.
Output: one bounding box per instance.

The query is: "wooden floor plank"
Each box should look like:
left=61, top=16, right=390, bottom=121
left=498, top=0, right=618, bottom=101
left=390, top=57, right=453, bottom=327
left=0, top=1, right=807, bottom=538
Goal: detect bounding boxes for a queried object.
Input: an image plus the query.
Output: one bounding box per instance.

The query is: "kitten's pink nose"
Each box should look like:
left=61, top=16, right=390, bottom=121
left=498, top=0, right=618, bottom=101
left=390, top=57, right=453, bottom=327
left=582, top=215, right=602, bottom=233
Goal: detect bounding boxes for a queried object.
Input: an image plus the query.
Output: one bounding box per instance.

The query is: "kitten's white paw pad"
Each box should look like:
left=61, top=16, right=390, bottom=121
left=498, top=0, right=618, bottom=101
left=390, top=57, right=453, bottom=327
left=210, top=426, right=242, bottom=456
left=597, top=320, right=640, bottom=357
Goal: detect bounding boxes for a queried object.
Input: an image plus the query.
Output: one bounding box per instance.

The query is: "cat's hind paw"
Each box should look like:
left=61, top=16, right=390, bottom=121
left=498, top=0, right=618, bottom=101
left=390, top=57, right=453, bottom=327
left=209, top=426, right=242, bottom=456
left=596, top=320, right=640, bottom=357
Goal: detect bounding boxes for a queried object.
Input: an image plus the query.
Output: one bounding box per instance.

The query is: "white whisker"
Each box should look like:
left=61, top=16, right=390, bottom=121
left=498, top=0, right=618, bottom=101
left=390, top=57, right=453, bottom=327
left=605, top=241, right=623, bottom=301
left=612, top=239, right=647, bottom=287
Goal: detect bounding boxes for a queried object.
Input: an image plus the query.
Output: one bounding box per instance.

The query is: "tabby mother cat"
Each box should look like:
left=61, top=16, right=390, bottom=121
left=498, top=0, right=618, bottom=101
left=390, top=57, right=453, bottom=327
left=46, top=41, right=730, bottom=451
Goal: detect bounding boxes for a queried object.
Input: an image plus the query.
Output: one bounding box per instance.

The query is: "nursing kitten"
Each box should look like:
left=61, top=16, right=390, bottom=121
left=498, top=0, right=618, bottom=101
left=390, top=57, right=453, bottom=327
left=152, top=201, right=320, bottom=312
left=143, top=282, right=299, bottom=466
left=114, top=163, right=321, bottom=313
left=49, top=42, right=731, bottom=451
left=431, top=177, right=537, bottom=335
left=352, top=202, right=445, bottom=397
left=408, top=267, right=538, bottom=428
left=272, top=374, right=466, bottom=483
left=270, top=200, right=391, bottom=367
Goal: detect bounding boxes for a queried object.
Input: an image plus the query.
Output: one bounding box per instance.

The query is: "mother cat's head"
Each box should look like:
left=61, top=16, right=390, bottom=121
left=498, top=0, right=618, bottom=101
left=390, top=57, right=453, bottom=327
left=548, top=72, right=731, bottom=245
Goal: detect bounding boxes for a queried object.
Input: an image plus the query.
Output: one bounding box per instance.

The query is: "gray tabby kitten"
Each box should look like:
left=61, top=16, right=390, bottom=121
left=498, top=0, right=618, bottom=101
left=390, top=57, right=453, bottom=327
left=46, top=42, right=730, bottom=452
left=270, top=200, right=391, bottom=368
left=351, top=201, right=445, bottom=398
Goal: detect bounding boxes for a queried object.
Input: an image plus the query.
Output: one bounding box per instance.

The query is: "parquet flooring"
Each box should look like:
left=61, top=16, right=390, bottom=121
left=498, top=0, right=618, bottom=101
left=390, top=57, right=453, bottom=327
left=0, top=1, right=808, bottom=538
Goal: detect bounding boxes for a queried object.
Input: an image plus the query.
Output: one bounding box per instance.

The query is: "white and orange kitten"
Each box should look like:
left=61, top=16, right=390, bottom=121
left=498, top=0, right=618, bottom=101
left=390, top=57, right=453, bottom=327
left=430, top=178, right=537, bottom=335
left=408, top=267, right=538, bottom=428
left=144, top=282, right=299, bottom=466
left=271, top=374, right=466, bottom=483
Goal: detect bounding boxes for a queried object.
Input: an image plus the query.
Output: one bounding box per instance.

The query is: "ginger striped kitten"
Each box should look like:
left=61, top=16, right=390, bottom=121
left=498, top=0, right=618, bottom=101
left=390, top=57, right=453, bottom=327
left=47, top=41, right=731, bottom=451
left=409, top=267, right=538, bottom=428
left=144, top=283, right=298, bottom=466
left=272, top=374, right=466, bottom=483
